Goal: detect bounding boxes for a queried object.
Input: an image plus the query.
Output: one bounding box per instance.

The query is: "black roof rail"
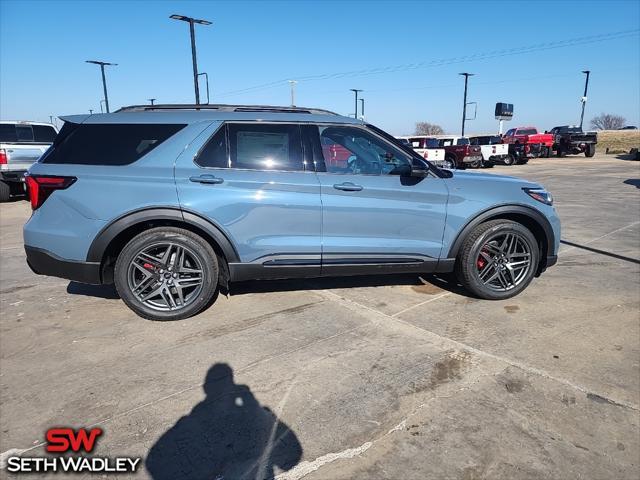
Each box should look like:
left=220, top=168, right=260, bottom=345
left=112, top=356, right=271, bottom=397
left=116, top=104, right=339, bottom=115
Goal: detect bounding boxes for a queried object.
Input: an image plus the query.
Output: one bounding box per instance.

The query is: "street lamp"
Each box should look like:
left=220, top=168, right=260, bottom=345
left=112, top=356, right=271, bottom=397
left=170, top=14, right=212, bottom=105
left=459, top=73, right=475, bottom=136
left=579, top=70, right=591, bottom=129
left=148, top=98, right=156, bottom=105
left=350, top=89, right=363, bottom=119
left=86, top=60, right=117, bottom=113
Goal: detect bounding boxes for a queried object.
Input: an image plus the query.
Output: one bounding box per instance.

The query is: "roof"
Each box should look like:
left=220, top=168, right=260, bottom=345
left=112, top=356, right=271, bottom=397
left=60, top=104, right=360, bottom=126
left=0, top=120, right=56, bottom=126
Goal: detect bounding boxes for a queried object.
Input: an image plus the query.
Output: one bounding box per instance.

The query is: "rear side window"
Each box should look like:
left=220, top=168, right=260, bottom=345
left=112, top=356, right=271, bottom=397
left=196, top=126, right=228, bottom=168
left=517, top=128, right=537, bottom=135
left=41, top=123, right=185, bottom=165
left=228, top=123, right=303, bottom=171
left=456, top=138, right=470, bottom=146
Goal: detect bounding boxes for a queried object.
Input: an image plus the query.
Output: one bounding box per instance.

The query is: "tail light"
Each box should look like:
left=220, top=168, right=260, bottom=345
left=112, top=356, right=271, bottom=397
left=423, top=151, right=429, bottom=159
left=25, top=174, right=76, bottom=210
left=0, top=149, right=7, bottom=165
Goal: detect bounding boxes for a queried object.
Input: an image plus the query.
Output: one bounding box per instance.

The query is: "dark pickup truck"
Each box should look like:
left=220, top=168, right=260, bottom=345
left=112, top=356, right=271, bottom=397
left=549, top=126, right=597, bottom=157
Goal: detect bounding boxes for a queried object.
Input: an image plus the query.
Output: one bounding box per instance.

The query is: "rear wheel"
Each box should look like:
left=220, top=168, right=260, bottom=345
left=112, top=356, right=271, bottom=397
left=442, top=156, right=456, bottom=169
left=585, top=144, right=596, bottom=157
left=114, top=227, right=219, bottom=321
left=556, top=145, right=566, bottom=157
left=503, top=155, right=516, bottom=166
left=0, top=181, right=9, bottom=202
left=456, top=220, right=539, bottom=300
left=545, top=146, right=553, bottom=158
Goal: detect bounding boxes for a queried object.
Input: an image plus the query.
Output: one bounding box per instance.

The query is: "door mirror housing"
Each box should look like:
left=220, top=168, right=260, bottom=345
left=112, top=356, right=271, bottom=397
left=396, top=163, right=428, bottom=177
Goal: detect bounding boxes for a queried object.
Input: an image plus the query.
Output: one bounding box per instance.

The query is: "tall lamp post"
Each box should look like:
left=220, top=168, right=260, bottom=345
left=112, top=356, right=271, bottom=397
left=86, top=60, right=117, bottom=113
left=459, top=73, right=474, bottom=136
left=579, top=70, right=591, bottom=129
left=147, top=98, right=156, bottom=105
left=170, top=14, right=212, bottom=105
left=350, top=89, right=363, bottom=119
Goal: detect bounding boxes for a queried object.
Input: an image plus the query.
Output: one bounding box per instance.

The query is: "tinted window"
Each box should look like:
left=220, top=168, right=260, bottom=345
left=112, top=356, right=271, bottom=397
left=196, top=126, right=228, bottom=168
left=16, top=125, right=34, bottom=142
left=517, top=128, right=537, bottom=135
left=228, top=123, right=303, bottom=171
left=505, top=129, right=515, bottom=137
left=439, top=139, right=453, bottom=147
left=33, top=125, right=57, bottom=143
left=456, top=138, right=470, bottom=146
left=41, top=123, right=185, bottom=165
left=0, top=124, right=18, bottom=143
left=318, top=126, right=411, bottom=175
left=425, top=138, right=439, bottom=148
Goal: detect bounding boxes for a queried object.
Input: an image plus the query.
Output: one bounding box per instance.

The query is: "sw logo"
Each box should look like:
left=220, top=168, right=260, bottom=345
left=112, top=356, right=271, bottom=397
left=5, top=427, right=140, bottom=474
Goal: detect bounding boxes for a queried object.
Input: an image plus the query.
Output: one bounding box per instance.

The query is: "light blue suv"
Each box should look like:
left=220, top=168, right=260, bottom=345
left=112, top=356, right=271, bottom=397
left=23, top=104, right=560, bottom=320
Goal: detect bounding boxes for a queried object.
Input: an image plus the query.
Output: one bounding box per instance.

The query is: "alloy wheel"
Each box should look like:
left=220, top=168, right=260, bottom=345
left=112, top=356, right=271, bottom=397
left=475, top=232, right=533, bottom=292
left=127, top=242, right=204, bottom=311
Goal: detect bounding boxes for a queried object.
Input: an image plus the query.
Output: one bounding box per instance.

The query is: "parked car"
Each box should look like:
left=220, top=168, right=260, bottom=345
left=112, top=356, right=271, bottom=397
left=548, top=126, right=597, bottom=157
left=502, top=126, right=554, bottom=158
left=396, top=136, right=446, bottom=167
left=468, top=135, right=510, bottom=166
left=619, top=126, right=638, bottom=130
left=23, top=104, right=560, bottom=320
left=0, top=121, right=58, bottom=201
left=431, top=136, right=483, bottom=169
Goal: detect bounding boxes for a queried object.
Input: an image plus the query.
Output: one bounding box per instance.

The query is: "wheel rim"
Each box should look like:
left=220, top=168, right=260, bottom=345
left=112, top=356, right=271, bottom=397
left=475, top=232, right=533, bottom=292
left=127, top=242, right=205, bottom=312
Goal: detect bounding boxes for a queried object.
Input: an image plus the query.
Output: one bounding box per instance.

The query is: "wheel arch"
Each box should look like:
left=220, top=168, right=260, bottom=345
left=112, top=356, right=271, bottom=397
left=447, top=205, right=554, bottom=275
left=87, top=207, right=239, bottom=284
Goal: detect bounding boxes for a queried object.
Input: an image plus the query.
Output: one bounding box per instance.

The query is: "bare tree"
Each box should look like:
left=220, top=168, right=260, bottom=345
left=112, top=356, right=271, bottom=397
left=415, top=122, right=444, bottom=135
left=590, top=113, right=626, bottom=130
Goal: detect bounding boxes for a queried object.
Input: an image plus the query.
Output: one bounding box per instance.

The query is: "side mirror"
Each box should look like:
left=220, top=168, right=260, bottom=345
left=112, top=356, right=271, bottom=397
left=396, top=164, right=428, bottom=177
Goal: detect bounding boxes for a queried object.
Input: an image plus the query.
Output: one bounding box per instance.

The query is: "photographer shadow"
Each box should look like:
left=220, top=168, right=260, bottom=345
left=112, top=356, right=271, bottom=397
left=145, top=363, right=302, bottom=480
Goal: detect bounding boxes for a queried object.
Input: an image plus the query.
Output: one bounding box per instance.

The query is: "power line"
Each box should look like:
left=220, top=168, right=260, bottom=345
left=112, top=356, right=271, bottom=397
left=215, top=29, right=638, bottom=98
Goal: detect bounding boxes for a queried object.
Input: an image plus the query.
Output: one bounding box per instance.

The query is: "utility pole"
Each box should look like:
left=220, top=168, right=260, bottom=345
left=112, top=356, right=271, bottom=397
left=579, top=70, right=591, bottom=129
left=170, top=14, right=212, bottom=105
left=86, top=60, right=117, bottom=113
left=360, top=98, right=365, bottom=119
left=148, top=98, right=156, bottom=105
left=288, top=80, right=298, bottom=107
left=350, top=89, right=363, bottom=119
left=459, top=73, right=474, bottom=136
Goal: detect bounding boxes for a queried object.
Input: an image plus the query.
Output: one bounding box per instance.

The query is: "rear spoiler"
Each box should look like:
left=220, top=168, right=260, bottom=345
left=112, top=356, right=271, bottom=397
left=58, top=115, right=91, bottom=125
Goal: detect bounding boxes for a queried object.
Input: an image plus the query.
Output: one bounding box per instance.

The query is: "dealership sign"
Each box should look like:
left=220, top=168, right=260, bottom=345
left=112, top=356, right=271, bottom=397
left=5, top=427, right=141, bottom=474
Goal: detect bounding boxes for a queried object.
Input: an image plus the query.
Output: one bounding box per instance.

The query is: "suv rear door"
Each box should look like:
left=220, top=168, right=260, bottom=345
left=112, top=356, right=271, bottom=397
left=175, top=122, right=322, bottom=276
left=305, top=125, right=448, bottom=273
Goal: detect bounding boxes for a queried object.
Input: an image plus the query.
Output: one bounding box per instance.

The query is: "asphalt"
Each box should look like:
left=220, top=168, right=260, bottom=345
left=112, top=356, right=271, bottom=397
left=0, top=153, right=638, bottom=479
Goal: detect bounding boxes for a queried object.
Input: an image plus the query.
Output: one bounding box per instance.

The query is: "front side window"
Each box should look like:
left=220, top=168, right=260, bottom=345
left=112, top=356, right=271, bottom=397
left=439, top=138, right=453, bottom=147
left=228, top=123, right=303, bottom=171
left=318, top=126, right=411, bottom=175
left=456, top=138, right=470, bottom=146
left=505, top=129, right=515, bottom=137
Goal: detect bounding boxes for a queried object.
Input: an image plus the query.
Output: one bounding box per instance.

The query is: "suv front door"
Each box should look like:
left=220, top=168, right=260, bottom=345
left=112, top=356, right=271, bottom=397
left=306, top=125, right=449, bottom=274
left=175, top=121, right=322, bottom=277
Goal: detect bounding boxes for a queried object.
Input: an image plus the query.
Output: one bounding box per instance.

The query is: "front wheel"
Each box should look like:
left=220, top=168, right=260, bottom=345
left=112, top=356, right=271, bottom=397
left=503, top=155, right=516, bottom=166
left=114, top=227, right=219, bottom=320
left=585, top=144, right=596, bottom=157
left=455, top=220, right=539, bottom=300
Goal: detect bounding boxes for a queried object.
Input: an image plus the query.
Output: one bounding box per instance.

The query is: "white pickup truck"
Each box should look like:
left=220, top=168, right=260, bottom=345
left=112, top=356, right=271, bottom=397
left=469, top=135, right=511, bottom=166
left=396, top=136, right=447, bottom=166
left=0, top=121, right=58, bottom=201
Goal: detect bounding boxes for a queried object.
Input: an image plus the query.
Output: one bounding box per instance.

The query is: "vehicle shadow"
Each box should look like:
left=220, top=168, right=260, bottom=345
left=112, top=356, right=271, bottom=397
left=145, top=363, right=302, bottom=480
left=231, top=272, right=469, bottom=297
left=560, top=240, right=640, bottom=264
left=615, top=153, right=640, bottom=161
left=66, top=282, right=120, bottom=299
left=623, top=179, right=640, bottom=189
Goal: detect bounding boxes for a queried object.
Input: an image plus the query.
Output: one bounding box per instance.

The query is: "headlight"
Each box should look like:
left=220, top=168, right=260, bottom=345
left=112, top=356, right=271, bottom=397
left=523, top=187, right=553, bottom=205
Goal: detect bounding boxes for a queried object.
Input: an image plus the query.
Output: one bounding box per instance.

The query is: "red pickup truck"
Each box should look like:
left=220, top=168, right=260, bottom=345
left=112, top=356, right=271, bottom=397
left=502, top=127, right=554, bottom=158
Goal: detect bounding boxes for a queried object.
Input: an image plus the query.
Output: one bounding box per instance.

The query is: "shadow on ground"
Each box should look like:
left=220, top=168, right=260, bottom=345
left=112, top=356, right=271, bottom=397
left=623, top=179, right=640, bottom=189
left=66, top=282, right=120, bottom=299
left=145, top=363, right=302, bottom=480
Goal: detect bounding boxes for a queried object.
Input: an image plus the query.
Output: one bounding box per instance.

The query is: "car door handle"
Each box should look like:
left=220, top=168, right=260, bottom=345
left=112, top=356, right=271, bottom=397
left=333, top=182, right=363, bottom=192
left=190, top=174, right=224, bottom=185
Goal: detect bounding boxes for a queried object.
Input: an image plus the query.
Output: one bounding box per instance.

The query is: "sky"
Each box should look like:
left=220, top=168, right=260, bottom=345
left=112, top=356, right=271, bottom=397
left=1, top=0, right=639, bottom=136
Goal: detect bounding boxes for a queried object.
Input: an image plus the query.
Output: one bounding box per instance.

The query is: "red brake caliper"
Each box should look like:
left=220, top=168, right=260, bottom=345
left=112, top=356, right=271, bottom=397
left=477, top=249, right=488, bottom=269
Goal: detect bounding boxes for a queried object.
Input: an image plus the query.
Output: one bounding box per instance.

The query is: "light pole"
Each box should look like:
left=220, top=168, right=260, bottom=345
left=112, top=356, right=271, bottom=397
left=170, top=14, right=212, bottom=105
left=360, top=98, right=365, bottom=119
left=350, top=89, right=363, bottom=119
left=459, top=73, right=474, bottom=136
left=288, top=80, right=298, bottom=107
left=86, top=60, right=117, bottom=113
left=579, top=70, right=591, bottom=129
left=148, top=98, right=156, bottom=105
left=89, top=109, right=93, bottom=114
left=99, top=100, right=106, bottom=113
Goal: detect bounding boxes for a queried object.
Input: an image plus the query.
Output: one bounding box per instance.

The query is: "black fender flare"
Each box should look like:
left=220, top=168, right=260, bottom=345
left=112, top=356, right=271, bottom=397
left=86, top=207, right=240, bottom=264
left=446, top=204, right=555, bottom=259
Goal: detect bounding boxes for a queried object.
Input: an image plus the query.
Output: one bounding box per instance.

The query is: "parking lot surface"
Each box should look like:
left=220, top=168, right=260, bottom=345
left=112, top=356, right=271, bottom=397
left=1, top=153, right=639, bottom=479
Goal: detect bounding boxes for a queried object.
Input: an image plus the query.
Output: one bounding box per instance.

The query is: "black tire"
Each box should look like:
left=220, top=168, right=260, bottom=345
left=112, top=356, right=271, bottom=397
left=545, top=146, right=552, bottom=158
left=503, top=155, right=516, bottom=166
left=585, top=144, right=596, bottom=157
left=443, top=155, right=456, bottom=169
left=455, top=220, right=539, bottom=300
left=0, top=181, right=10, bottom=202
left=556, top=145, right=566, bottom=157
left=469, top=160, right=482, bottom=169
left=114, top=227, right=219, bottom=321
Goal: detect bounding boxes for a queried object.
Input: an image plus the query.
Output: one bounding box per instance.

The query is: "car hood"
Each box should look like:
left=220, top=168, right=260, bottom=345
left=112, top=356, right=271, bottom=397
left=447, top=170, right=541, bottom=189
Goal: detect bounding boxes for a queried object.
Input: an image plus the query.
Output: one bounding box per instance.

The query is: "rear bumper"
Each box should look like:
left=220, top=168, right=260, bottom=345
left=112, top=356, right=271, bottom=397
left=0, top=170, right=27, bottom=183
left=25, top=246, right=102, bottom=284
left=462, top=155, right=483, bottom=163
